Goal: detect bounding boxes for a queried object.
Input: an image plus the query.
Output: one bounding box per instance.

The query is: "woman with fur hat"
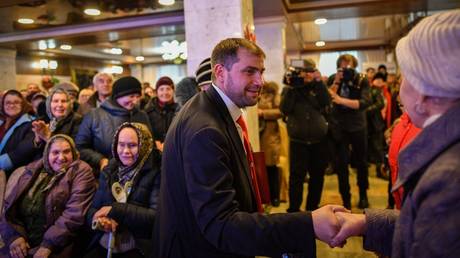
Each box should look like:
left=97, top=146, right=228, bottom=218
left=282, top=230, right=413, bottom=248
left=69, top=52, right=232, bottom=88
left=0, top=134, right=96, bottom=258
left=331, top=10, right=460, bottom=258
left=84, top=122, right=160, bottom=258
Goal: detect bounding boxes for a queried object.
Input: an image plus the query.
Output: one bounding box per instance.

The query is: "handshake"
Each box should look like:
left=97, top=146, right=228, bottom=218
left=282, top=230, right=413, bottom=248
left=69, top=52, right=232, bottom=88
left=311, top=205, right=367, bottom=248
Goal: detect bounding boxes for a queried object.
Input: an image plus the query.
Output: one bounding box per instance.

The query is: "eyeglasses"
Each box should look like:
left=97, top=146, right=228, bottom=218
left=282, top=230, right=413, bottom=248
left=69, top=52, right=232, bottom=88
left=4, top=101, right=22, bottom=106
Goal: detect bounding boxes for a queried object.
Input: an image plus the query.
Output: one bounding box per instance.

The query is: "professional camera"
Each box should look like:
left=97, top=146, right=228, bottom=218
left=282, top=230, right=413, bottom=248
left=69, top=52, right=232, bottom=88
left=338, top=67, right=357, bottom=87
left=284, top=59, right=316, bottom=88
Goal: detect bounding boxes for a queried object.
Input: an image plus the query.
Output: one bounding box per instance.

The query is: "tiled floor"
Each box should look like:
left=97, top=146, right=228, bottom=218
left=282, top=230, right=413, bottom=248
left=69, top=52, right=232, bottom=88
left=268, top=165, right=390, bottom=258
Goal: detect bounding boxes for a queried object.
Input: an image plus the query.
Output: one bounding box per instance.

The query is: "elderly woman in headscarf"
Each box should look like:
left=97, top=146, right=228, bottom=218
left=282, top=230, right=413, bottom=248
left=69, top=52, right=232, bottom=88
left=330, top=10, right=460, bottom=258
left=84, top=122, right=160, bottom=258
left=31, top=87, right=82, bottom=146
left=0, top=89, right=35, bottom=176
left=0, top=134, right=96, bottom=258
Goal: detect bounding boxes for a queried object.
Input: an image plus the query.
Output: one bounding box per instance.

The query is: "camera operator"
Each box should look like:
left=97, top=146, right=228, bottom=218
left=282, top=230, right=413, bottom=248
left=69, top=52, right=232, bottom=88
left=280, top=59, right=331, bottom=212
left=327, top=54, right=371, bottom=209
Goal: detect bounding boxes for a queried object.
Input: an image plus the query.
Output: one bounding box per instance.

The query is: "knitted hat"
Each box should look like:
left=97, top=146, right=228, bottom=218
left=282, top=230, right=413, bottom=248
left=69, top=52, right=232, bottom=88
left=112, top=76, right=142, bottom=99
left=155, top=76, right=174, bottom=90
left=373, top=72, right=386, bottom=82
left=195, top=58, right=212, bottom=87
left=396, top=10, right=460, bottom=98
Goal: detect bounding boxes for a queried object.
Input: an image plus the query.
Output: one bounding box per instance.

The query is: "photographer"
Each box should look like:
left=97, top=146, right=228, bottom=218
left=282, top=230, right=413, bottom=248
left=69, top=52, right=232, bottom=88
left=280, top=59, right=331, bottom=212
left=327, top=54, right=371, bottom=209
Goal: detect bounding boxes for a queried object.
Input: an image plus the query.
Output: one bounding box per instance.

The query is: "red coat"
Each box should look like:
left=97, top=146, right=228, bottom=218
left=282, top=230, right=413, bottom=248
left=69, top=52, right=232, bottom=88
left=388, top=112, right=421, bottom=209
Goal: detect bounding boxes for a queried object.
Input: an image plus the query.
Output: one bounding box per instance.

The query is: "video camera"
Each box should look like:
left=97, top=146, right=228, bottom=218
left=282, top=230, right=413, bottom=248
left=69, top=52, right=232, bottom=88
left=337, top=67, right=357, bottom=87
left=284, top=59, right=316, bottom=88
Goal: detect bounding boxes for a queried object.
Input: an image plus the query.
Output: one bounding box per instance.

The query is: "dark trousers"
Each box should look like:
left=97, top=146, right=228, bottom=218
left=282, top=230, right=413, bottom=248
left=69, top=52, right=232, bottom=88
left=334, top=129, right=369, bottom=204
left=288, top=140, right=328, bottom=212
left=266, top=165, right=280, bottom=203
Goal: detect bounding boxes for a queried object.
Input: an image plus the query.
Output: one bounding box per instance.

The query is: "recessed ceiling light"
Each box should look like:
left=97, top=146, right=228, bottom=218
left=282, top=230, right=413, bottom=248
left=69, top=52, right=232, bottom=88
left=159, top=0, right=175, bottom=6
left=60, top=44, right=72, bottom=50
left=84, top=8, right=101, bottom=16
left=109, top=48, right=123, bottom=55
left=47, top=40, right=56, bottom=49
left=315, top=41, right=326, bottom=47
left=314, top=18, right=328, bottom=25
left=18, top=18, right=34, bottom=24
left=135, top=56, right=145, bottom=62
left=38, top=40, right=47, bottom=50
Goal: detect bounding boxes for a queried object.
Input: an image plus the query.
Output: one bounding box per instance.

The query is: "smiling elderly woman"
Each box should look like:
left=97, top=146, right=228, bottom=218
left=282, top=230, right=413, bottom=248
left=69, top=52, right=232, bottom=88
left=0, top=134, right=96, bottom=258
left=84, top=122, right=160, bottom=258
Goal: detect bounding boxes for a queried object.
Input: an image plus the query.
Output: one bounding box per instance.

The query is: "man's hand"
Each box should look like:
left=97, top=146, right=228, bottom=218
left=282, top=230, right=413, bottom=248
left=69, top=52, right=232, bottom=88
left=9, top=237, right=29, bottom=258
left=330, top=212, right=366, bottom=247
left=312, top=205, right=350, bottom=246
left=33, top=247, right=52, bottom=258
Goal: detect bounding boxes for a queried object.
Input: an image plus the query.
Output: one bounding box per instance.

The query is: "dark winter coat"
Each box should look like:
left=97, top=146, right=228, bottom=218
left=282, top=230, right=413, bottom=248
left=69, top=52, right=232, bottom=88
left=0, top=114, right=35, bottom=176
left=145, top=98, right=180, bottom=143
left=86, top=158, right=160, bottom=256
left=75, top=99, right=151, bottom=170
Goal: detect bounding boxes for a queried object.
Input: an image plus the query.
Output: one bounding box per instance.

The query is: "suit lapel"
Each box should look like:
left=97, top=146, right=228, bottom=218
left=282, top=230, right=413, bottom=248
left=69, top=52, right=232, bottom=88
left=205, top=87, right=257, bottom=200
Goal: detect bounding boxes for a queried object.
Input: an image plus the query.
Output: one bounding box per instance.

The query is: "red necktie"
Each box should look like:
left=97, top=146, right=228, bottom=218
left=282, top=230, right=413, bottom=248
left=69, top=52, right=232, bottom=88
left=236, top=115, right=263, bottom=213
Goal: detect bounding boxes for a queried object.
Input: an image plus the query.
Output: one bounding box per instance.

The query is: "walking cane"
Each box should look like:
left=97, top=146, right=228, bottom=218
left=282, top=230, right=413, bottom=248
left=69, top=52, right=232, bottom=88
left=106, top=230, right=115, bottom=258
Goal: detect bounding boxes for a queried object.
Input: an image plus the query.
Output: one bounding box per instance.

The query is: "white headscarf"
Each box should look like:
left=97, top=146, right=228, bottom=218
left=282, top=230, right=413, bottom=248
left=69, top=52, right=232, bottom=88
left=396, top=10, right=460, bottom=98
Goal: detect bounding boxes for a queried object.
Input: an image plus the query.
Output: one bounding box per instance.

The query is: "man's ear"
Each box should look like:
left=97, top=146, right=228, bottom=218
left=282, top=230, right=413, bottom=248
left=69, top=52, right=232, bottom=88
left=213, top=64, right=225, bottom=84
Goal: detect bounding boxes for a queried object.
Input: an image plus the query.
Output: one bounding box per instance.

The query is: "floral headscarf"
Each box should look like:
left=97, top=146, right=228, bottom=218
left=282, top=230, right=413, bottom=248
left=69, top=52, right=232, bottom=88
left=111, top=122, right=153, bottom=185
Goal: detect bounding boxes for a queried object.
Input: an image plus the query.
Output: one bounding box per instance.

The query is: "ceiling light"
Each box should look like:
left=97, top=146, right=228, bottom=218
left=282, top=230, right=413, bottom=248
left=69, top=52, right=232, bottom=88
left=39, top=59, right=49, bottom=69
left=315, top=41, right=326, bottom=47
left=47, top=40, right=56, bottom=49
left=18, top=18, right=34, bottom=24
left=111, top=66, right=123, bottom=74
left=60, top=44, right=72, bottom=50
left=107, top=48, right=122, bottom=55
left=84, top=8, right=101, bottom=16
left=159, top=0, right=175, bottom=6
left=159, top=40, right=187, bottom=61
left=49, top=60, right=58, bottom=69
left=314, top=18, right=328, bottom=25
left=38, top=40, right=47, bottom=50
left=135, top=56, right=145, bottom=62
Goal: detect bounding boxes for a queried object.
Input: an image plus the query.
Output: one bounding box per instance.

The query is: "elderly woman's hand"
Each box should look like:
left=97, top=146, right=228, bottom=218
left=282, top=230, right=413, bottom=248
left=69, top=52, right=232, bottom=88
left=33, top=247, right=51, bottom=258
left=31, top=120, right=51, bottom=143
left=9, top=237, right=29, bottom=258
left=93, top=217, right=118, bottom=233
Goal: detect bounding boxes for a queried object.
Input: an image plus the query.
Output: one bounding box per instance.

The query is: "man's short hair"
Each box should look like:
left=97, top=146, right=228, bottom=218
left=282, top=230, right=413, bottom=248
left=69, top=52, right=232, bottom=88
left=211, top=38, right=265, bottom=81
left=93, top=72, right=113, bottom=85
left=366, top=67, right=375, bottom=73
left=336, top=54, right=358, bottom=68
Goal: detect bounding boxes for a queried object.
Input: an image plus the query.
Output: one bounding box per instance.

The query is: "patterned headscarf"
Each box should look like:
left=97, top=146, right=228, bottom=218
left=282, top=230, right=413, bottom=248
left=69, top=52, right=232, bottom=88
left=43, top=134, right=79, bottom=174
left=46, top=88, right=74, bottom=132
left=111, top=122, right=153, bottom=185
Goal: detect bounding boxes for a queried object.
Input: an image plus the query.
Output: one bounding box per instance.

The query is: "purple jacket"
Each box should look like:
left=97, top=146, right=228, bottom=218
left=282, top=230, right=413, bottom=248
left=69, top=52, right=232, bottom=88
left=0, top=159, right=96, bottom=254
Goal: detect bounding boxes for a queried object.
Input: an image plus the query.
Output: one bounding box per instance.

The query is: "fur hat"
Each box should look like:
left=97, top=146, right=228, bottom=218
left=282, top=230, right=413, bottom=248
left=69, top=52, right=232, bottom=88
left=396, top=10, right=460, bottom=98
left=112, top=76, right=142, bottom=99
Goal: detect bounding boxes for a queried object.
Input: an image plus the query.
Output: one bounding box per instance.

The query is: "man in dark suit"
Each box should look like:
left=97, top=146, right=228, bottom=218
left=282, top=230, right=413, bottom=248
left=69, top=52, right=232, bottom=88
left=155, top=38, right=346, bottom=258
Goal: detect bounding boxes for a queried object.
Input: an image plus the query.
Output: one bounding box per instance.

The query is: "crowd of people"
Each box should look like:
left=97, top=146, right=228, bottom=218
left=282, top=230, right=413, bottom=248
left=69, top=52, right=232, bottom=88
left=0, top=9, right=458, bottom=258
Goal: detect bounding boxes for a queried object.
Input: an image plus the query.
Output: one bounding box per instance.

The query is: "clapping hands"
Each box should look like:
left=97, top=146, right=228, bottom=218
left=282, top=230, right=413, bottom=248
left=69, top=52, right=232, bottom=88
left=312, top=205, right=367, bottom=248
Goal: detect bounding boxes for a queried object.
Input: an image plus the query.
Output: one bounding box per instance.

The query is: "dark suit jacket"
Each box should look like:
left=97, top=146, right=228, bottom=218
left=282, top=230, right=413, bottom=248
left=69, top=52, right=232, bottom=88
left=155, top=86, right=316, bottom=258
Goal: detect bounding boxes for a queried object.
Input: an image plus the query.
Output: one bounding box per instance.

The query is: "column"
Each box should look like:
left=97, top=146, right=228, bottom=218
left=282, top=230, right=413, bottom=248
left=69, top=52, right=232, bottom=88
left=0, top=48, right=17, bottom=91
left=254, top=16, right=286, bottom=89
left=184, top=0, right=260, bottom=150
